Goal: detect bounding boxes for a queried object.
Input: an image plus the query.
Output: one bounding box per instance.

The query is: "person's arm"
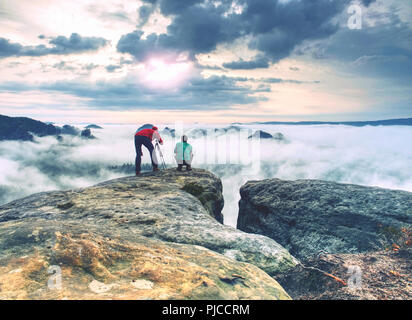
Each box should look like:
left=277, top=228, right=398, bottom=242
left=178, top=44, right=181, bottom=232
left=153, top=130, right=163, bottom=144
left=188, top=145, right=193, bottom=159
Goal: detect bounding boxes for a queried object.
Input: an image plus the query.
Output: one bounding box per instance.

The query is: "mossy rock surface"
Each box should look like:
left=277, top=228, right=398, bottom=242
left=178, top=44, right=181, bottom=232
left=182, top=182, right=204, bottom=197
left=238, top=178, right=412, bottom=260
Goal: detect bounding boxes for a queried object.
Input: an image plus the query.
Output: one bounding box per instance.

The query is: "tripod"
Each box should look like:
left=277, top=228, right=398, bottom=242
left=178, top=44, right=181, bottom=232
left=155, top=142, right=167, bottom=170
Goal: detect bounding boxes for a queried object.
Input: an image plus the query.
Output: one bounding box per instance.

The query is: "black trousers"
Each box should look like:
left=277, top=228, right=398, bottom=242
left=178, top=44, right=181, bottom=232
left=134, top=135, right=158, bottom=173
left=177, top=160, right=192, bottom=171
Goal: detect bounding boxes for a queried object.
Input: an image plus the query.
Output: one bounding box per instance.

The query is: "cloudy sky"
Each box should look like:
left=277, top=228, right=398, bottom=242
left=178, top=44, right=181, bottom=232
left=0, top=0, right=411, bottom=123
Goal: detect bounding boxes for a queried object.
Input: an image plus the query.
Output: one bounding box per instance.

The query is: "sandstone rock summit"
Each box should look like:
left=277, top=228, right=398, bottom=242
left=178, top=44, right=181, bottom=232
left=0, top=169, right=295, bottom=299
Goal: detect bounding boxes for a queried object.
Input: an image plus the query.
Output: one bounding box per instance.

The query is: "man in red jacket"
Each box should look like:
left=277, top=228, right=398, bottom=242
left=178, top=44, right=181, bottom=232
left=134, top=126, right=164, bottom=175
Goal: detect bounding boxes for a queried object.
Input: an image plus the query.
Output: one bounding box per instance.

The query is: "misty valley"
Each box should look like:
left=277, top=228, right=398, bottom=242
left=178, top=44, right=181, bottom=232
left=1, top=122, right=411, bottom=227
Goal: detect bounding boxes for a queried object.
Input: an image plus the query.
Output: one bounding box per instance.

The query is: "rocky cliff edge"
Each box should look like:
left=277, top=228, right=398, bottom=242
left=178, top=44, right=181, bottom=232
left=0, top=169, right=296, bottom=300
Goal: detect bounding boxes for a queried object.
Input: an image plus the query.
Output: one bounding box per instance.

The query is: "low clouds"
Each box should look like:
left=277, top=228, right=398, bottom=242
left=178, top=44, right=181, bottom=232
left=0, top=66, right=318, bottom=111
left=1, top=124, right=411, bottom=228
left=0, top=129, right=135, bottom=206
left=0, top=33, right=108, bottom=58
left=0, top=74, right=268, bottom=110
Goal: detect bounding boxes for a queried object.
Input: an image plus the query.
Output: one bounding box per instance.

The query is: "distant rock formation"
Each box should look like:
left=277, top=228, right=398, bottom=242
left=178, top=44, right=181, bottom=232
left=0, top=114, right=98, bottom=142
left=248, top=130, right=273, bottom=139
left=214, top=126, right=241, bottom=135
left=160, top=126, right=241, bottom=139
left=0, top=114, right=60, bottom=141
left=237, top=178, right=412, bottom=260
left=162, top=126, right=176, bottom=138
left=223, top=125, right=241, bottom=132
left=188, top=128, right=207, bottom=138
left=80, top=128, right=96, bottom=139
left=272, top=132, right=286, bottom=141
left=0, top=169, right=296, bottom=299
left=85, top=124, right=102, bottom=129
left=214, top=128, right=226, bottom=135
left=247, top=130, right=287, bottom=142
left=246, top=117, right=412, bottom=126
left=60, top=124, right=80, bottom=136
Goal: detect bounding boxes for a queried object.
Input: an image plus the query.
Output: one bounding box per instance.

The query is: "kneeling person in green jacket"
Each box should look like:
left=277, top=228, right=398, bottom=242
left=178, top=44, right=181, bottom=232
left=174, top=135, right=193, bottom=171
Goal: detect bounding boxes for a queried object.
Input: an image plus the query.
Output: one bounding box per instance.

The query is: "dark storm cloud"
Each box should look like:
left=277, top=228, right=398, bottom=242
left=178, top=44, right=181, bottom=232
left=48, top=61, right=100, bottom=74
left=117, top=31, right=169, bottom=60
left=0, top=38, right=21, bottom=57
left=118, top=1, right=241, bottom=60
left=361, top=0, right=377, bottom=7
left=164, top=3, right=242, bottom=54
left=223, top=55, right=269, bottom=69
left=118, top=0, right=355, bottom=67
left=322, top=8, right=412, bottom=62
left=232, top=76, right=317, bottom=85
left=243, top=0, right=345, bottom=62
left=195, top=63, right=225, bottom=71
left=315, top=5, right=412, bottom=82
left=0, top=33, right=108, bottom=59
left=158, top=0, right=204, bottom=15
left=261, top=77, right=304, bottom=84
left=53, top=61, right=76, bottom=72
left=138, top=5, right=155, bottom=26
left=105, top=65, right=122, bottom=73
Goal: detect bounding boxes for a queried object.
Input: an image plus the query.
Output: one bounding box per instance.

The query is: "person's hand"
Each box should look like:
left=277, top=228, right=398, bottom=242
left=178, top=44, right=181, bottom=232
left=160, top=141, right=164, bottom=145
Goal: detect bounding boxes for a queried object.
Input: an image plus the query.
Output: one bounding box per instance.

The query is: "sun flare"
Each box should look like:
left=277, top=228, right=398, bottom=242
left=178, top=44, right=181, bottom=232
left=140, top=58, right=192, bottom=89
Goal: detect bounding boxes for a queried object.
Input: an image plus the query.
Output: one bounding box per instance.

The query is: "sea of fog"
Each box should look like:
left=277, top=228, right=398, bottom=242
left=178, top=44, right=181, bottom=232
left=1, top=124, right=412, bottom=227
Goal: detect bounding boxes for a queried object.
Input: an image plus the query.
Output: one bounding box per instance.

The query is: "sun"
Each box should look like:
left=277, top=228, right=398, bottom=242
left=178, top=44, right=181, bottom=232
left=140, top=58, right=193, bottom=89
